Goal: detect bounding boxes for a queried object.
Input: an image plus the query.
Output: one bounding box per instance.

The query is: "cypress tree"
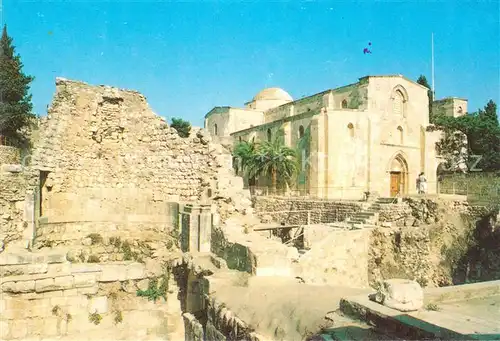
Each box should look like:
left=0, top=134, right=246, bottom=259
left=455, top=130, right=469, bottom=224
left=416, top=75, right=434, bottom=119
left=0, top=24, right=35, bottom=147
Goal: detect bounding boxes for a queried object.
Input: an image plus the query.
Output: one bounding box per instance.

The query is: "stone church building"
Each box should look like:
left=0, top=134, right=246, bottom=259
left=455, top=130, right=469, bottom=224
left=204, top=75, right=467, bottom=199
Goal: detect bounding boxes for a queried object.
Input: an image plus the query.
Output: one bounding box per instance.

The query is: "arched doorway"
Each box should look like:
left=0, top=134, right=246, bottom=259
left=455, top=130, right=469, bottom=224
left=388, top=154, right=408, bottom=197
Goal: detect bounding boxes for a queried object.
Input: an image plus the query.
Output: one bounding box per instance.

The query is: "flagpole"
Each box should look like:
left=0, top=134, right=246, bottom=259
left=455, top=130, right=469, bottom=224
left=431, top=32, right=435, bottom=99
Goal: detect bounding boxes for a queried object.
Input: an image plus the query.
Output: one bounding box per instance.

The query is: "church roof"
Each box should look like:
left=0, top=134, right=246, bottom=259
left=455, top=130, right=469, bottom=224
left=252, top=87, right=293, bottom=102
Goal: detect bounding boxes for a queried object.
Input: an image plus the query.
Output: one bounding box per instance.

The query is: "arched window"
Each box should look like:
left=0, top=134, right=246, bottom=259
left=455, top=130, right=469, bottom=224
left=457, top=106, right=463, bottom=114
left=397, top=126, right=404, bottom=144
left=214, top=124, right=218, bottom=136
left=347, top=123, right=354, bottom=138
left=341, top=99, right=348, bottom=109
left=298, top=125, right=305, bottom=139
left=393, top=90, right=405, bottom=116
left=267, top=128, right=272, bottom=142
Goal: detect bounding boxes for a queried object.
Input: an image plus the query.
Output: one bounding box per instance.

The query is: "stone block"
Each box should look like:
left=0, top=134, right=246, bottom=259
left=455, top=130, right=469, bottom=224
left=63, top=288, right=79, bottom=296
left=47, top=262, right=71, bottom=274
left=29, top=299, right=52, bottom=317
left=35, top=278, right=55, bottom=293
left=10, top=319, right=28, bottom=339
left=126, top=262, right=146, bottom=280
left=0, top=253, right=28, bottom=265
left=54, top=275, right=74, bottom=289
left=136, top=278, right=149, bottom=291
left=73, top=273, right=97, bottom=288
left=1, top=164, right=23, bottom=173
left=87, top=295, right=108, bottom=314
left=0, top=320, right=9, bottom=339
left=70, top=263, right=102, bottom=274
left=1, top=280, right=36, bottom=293
left=42, top=290, right=63, bottom=298
left=35, top=276, right=73, bottom=293
left=374, top=278, right=424, bottom=312
left=42, top=316, right=60, bottom=336
left=99, top=264, right=127, bottom=282
left=15, top=280, right=36, bottom=293
left=27, top=317, right=45, bottom=336
left=78, top=285, right=99, bottom=295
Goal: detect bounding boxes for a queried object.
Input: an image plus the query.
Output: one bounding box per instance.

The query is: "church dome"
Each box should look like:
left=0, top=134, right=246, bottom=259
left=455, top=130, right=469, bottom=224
left=252, top=88, right=293, bottom=102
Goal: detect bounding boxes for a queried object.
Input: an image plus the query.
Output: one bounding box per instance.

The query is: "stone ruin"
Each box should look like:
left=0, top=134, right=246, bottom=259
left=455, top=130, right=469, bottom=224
left=0, top=78, right=261, bottom=340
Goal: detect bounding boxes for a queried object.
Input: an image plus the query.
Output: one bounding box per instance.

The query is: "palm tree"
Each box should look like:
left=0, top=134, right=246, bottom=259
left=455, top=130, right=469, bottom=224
left=247, top=135, right=299, bottom=194
left=232, top=140, right=258, bottom=186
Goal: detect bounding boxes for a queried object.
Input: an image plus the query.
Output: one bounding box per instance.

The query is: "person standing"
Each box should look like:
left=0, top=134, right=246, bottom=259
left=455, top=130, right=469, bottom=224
left=418, top=172, right=428, bottom=194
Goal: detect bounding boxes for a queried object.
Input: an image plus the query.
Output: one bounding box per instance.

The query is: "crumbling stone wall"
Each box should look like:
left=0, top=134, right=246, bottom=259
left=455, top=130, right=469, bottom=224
left=254, top=197, right=362, bottom=225
left=0, top=167, right=38, bottom=249
left=29, top=78, right=229, bottom=246
left=0, top=146, right=20, bottom=165
left=369, top=198, right=496, bottom=288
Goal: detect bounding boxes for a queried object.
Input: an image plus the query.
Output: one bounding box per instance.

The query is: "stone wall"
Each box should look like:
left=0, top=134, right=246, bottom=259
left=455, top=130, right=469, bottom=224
left=0, top=167, right=38, bottom=249
left=0, top=250, right=184, bottom=340
left=0, top=146, right=20, bottom=165
left=369, top=198, right=496, bottom=288
left=27, top=78, right=234, bottom=246
left=172, top=254, right=266, bottom=341
left=295, top=228, right=371, bottom=288
left=253, top=197, right=363, bottom=225
left=211, top=215, right=299, bottom=277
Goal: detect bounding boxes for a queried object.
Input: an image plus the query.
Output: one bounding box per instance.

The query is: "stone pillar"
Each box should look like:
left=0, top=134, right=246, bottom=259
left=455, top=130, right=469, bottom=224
left=282, top=121, right=292, bottom=148
left=180, top=204, right=212, bottom=253
left=309, top=111, right=327, bottom=198
left=23, top=192, right=36, bottom=249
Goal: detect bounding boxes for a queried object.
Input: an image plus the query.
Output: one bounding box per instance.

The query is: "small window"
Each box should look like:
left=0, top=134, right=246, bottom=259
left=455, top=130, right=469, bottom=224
left=267, top=128, right=272, bottom=142
left=214, top=124, right=218, bottom=136
left=457, top=106, right=463, bottom=114
left=341, top=99, right=348, bottom=109
left=298, top=125, right=305, bottom=139
left=397, top=126, right=403, bottom=144
left=347, top=123, right=354, bottom=138
left=238, top=136, right=242, bottom=142
left=393, top=90, right=404, bottom=116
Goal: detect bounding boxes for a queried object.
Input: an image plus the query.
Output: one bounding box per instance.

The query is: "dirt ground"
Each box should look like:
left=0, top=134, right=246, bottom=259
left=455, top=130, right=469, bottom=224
left=210, top=274, right=373, bottom=341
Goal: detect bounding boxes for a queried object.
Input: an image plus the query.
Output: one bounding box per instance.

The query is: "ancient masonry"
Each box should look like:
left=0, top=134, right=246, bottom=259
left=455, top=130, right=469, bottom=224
left=0, top=78, right=254, bottom=340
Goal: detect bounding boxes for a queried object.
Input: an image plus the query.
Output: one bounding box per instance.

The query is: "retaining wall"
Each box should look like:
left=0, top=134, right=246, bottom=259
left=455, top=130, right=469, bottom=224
left=254, top=197, right=363, bottom=224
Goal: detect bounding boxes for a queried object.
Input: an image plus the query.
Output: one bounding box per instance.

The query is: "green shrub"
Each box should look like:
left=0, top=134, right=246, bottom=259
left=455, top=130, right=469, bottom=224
left=89, top=311, right=102, bottom=325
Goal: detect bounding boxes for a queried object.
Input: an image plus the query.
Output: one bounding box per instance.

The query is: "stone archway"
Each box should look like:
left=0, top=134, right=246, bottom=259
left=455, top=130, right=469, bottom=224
left=388, top=154, right=409, bottom=197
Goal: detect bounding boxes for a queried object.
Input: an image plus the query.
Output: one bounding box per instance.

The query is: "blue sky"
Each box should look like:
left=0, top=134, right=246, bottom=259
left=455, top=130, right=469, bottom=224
left=3, top=1, right=499, bottom=126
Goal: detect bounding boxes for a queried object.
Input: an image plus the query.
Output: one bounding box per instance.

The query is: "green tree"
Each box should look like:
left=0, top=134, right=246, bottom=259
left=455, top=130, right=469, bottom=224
left=246, top=134, right=299, bottom=194
left=416, top=75, right=434, bottom=119
left=233, top=140, right=258, bottom=186
left=0, top=24, right=35, bottom=147
left=233, top=140, right=257, bottom=174
left=431, top=100, right=500, bottom=172
left=170, top=118, right=191, bottom=138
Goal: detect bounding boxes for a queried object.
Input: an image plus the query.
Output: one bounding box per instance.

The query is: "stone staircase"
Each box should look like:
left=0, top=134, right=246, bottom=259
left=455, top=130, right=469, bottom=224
left=345, top=197, right=398, bottom=229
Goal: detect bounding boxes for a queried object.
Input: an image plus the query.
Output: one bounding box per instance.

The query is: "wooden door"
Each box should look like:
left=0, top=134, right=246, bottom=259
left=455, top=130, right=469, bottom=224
left=390, top=172, right=401, bottom=197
